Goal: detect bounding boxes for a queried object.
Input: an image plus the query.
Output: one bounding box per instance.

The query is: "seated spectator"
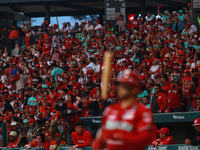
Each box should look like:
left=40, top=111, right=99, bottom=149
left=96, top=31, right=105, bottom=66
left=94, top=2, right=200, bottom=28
left=142, top=96, right=150, bottom=109
left=29, top=133, right=50, bottom=150
left=71, top=122, right=93, bottom=150
left=49, top=133, right=66, bottom=150
left=7, top=131, right=18, bottom=148
left=15, top=132, right=29, bottom=148
left=196, top=98, right=200, bottom=111
left=185, top=118, right=200, bottom=145
left=152, top=127, right=174, bottom=148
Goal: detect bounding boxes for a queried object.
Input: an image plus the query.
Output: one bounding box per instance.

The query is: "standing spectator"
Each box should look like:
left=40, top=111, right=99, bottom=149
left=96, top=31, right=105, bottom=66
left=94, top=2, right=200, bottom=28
left=151, top=84, right=168, bottom=113
left=27, top=89, right=38, bottom=107
left=72, top=22, right=81, bottom=33
left=11, top=63, right=21, bottom=76
left=7, top=25, right=19, bottom=56
left=172, top=17, right=184, bottom=33
left=12, top=69, right=25, bottom=92
left=94, top=20, right=102, bottom=36
left=84, top=20, right=94, bottom=33
left=51, top=63, right=64, bottom=82
left=116, top=15, right=126, bottom=35
left=168, top=74, right=182, bottom=112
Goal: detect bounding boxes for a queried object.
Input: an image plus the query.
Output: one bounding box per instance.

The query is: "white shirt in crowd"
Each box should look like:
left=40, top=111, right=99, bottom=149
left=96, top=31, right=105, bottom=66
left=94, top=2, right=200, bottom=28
left=150, top=65, right=159, bottom=79
left=84, top=24, right=94, bottom=31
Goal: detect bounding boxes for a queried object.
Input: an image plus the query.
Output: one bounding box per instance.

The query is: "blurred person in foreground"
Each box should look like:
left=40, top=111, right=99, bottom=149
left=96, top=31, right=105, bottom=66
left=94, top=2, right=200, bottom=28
left=93, top=69, right=153, bottom=150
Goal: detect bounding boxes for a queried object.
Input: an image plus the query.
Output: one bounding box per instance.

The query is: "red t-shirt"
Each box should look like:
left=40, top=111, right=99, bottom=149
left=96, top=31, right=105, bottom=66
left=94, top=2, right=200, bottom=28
left=152, top=135, right=175, bottom=145
left=71, top=129, right=93, bottom=148
left=7, top=139, right=18, bottom=148
left=42, top=43, right=51, bottom=54
left=93, top=102, right=153, bottom=150
left=50, top=140, right=66, bottom=145
left=168, top=87, right=182, bottom=110
left=9, top=30, right=19, bottom=39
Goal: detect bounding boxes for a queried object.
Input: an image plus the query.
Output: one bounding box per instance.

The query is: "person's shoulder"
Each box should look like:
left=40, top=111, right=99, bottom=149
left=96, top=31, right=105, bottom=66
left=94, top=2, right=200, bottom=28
left=166, top=135, right=174, bottom=143
left=44, top=140, right=50, bottom=145
left=136, top=103, right=152, bottom=115
left=71, top=130, right=77, bottom=136
left=84, top=129, right=92, bottom=134
left=103, top=103, right=120, bottom=115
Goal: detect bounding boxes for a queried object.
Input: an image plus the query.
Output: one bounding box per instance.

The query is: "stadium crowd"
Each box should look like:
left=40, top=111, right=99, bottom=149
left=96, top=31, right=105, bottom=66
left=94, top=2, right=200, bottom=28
left=0, top=3, right=199, bottom=149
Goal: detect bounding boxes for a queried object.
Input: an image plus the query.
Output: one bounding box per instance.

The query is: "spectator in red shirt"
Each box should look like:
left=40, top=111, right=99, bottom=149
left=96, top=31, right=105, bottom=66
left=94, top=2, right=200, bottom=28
left=151, top=84, right=168, bottom=113
left=152, top=127, right=175, bottom=148
left=71, top=122, right=93, bottom=150
left=7, top=131, right=18, bottom=148
left=30, top=133, right=50, bottom=150
left=49, top=133, right=66, bottom=150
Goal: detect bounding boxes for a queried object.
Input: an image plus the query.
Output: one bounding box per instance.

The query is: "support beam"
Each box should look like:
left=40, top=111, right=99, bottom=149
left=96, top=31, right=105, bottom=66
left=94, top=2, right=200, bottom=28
left=99, top=12, right=104, bottom=25
left=45, top=4, right=50, bottom=24
left=140, top=0, right=146, bottom=17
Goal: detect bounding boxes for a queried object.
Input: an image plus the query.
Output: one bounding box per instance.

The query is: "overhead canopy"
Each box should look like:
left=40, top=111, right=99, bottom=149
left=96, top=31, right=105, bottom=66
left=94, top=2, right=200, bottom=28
left=0, top=0, right=188, bottom=17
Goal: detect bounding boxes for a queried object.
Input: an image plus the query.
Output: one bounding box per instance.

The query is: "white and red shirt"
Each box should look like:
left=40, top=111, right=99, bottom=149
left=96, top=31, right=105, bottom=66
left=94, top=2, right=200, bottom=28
left=94, top=102, right=153, bottom=150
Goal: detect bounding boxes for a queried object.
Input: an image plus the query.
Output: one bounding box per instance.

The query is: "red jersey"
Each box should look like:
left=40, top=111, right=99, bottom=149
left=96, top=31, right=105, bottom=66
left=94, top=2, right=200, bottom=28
left=151, top=92, right=168, bottom=113
left=7, top=139, right=18, bottom=148
left=127, top=20, right=140, bottom=29
left=152, top=135, right=175, bottom=145
left=168, top=86, right=182, bottom=110
left=50, top=140, right=66, bottom=145
left=93, top=102, right=153, bottom=150
left=71, top=129, right=93, bottom=148
left=42, top=43, right=51, bottom=54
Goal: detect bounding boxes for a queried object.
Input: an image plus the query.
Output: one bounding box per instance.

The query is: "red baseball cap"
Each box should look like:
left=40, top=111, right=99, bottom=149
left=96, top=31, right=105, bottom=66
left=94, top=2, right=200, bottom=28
left=27, top=118, right=35, bottom=123
left=193, top=119, right=200, bottom=126
left=157, top=127, right=170, bottom=135
left=24, top=105, right=30, bottom=109
left=184, top=69, right=190, bottom=73
left=3, top=116, right=11, bottom=121
left=95, top=20, right=100, bottom=23
left=30, top=110, right=35, bottom=116
left=55, top=133, right=61, bottom=136
left=87, top=74, right=92, bottom=78
left=178, top=50, right=185, bottom=55
left=88, top=20, right=92, bottom=23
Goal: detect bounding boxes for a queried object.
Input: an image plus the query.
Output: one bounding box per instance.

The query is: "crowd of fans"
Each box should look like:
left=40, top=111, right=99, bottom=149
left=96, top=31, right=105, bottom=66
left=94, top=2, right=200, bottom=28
left=0, top=3, right=199, bottom=149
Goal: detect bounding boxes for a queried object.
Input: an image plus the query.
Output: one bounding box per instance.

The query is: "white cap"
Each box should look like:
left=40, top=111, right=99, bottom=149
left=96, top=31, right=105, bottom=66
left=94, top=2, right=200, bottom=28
left=9, top=131, right=17, bottom=137
left=11, top=121, right=17, bottom=126
left=81, top=20, right=85, bottom=23
left=172, top=11, right=177, bottom=14
left=121, top=58, right=128, bottom=62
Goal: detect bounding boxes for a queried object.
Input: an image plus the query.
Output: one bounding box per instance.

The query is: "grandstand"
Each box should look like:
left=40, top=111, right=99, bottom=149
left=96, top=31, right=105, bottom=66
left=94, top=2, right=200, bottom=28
left=0, top=0, right=200, bottom=149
